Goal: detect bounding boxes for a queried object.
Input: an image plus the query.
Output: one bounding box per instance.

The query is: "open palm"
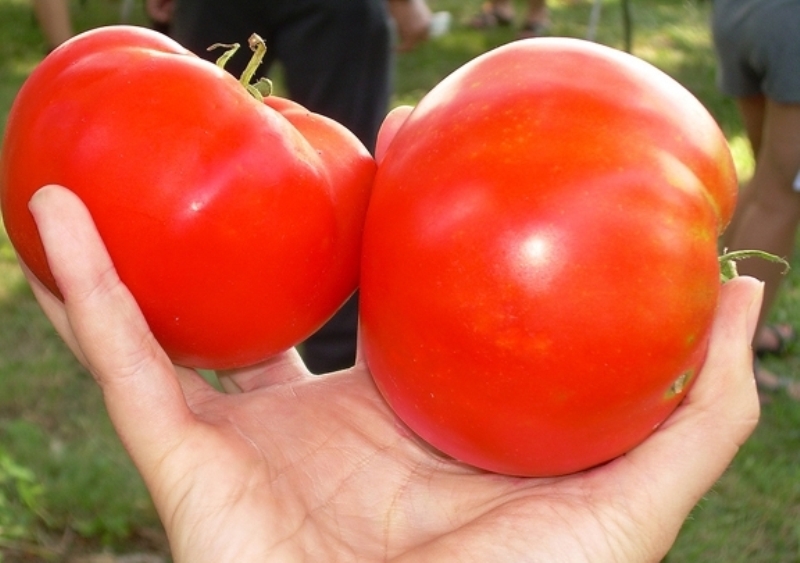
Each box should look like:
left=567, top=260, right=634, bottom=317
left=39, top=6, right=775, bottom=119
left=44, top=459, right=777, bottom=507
left=25, top=186, right=760, bottom=562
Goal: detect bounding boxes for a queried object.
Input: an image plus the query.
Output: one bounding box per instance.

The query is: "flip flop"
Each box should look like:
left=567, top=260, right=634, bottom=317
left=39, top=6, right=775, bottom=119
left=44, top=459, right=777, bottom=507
left=468, top=4, right=514, bottom=29
left=755, top=323, right=796, bottom=358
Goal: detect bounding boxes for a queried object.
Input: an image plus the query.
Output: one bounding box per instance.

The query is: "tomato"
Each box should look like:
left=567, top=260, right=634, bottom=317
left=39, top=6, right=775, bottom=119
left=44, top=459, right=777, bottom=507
left=360, top=38, right=738, bottom=476
left=0, top=25, right=375, bottom=369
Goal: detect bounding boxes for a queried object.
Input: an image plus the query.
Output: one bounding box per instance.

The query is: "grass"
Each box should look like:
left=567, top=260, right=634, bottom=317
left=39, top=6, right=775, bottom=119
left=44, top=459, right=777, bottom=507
left=1, top=0, right=799, bottom=560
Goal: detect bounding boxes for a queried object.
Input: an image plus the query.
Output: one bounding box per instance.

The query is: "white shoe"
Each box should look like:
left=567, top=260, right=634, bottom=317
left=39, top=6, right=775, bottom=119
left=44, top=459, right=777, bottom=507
left=429, top=11, right=452, bottom=39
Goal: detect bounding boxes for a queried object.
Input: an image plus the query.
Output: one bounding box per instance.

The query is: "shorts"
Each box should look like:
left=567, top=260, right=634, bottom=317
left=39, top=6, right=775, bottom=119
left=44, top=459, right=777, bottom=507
left=712, top=0, right=800, bottom=103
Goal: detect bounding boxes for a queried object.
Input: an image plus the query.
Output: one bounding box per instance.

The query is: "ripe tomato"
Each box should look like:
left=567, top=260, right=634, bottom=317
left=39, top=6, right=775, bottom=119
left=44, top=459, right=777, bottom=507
left=360, top=38, right=738, bottom=476
left=0, top=26, right=375, bottom=369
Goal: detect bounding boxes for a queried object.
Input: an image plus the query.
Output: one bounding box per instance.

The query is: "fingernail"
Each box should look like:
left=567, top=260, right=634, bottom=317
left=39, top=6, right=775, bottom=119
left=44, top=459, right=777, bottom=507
left=28, top=185, right=58, bottom=221
left=745, top=281, right=765, bottom=342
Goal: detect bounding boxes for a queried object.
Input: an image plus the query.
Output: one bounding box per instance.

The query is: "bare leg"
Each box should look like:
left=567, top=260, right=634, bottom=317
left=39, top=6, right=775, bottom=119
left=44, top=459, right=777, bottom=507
left=721, top=96, right=767, bottom=249
left=726, top=99, right=800, bottom=337
left=525, top=0, right=548, bottom=24
left=519, top=0, right=549, bottom=38
left=468, top=0, right=515, bottom=28
left=32, top=0, right=73, bottom=49
left=491, top=0, right=516, bottom=21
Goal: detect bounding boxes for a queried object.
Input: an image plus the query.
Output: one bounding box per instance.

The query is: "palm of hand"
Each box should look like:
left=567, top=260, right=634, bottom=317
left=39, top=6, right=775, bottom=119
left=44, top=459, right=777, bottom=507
left=157, top=354, right=664, bottom=562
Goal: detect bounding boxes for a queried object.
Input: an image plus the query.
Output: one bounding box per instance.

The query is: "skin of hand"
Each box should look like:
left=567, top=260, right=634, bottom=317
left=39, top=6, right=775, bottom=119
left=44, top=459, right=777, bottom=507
left=144, top=0, right=174, bottom=26
left=387, top=0, right=433, bottom=52
left=23, top=185, right=760, bottom=562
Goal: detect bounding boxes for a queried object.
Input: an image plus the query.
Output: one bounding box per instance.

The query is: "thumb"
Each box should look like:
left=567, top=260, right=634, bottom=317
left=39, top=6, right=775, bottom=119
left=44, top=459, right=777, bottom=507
left=617, top=275, right=762, bottom=526
left=28, top=185, right=196, bottom=473
left=375, top=105, right=414, bottom=164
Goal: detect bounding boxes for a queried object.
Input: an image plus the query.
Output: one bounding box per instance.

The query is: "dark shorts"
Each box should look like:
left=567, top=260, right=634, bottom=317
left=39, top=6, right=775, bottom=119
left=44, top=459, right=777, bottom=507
left=712, top=0, right=800, bottom=103
left=170, top=0, right=393, bottom=149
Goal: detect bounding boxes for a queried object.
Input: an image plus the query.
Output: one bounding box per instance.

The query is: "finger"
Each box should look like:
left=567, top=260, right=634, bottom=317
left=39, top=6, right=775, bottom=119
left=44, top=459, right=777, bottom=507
left=650, top=276, right=761, bottom=481
left=612, top=276, right=762, bottom=524
left=375, top=105, right=414, bottom=164
left=216, top=347, right=309, bottom=393
left=354, top=320, right=367, bottom=370
left=23, top=255, right=210, bottom=403
left=28, top=185, right=195, bottom=471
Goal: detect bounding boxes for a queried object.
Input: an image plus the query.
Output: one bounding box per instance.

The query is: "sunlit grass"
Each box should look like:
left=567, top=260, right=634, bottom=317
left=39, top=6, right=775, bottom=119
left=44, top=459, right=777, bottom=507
left=729, top=133, right=755, bottom=180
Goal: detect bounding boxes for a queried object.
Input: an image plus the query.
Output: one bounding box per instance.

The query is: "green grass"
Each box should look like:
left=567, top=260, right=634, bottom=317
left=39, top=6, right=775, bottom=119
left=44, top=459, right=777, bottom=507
left=1, top=0, right=799, bottom=560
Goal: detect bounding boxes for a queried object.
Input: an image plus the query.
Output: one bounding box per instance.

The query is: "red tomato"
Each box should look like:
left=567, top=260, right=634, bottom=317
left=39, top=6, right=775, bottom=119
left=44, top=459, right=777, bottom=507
left=0, top=26, right=375, bottom=369
left=360, top=38, right=738, bottom=476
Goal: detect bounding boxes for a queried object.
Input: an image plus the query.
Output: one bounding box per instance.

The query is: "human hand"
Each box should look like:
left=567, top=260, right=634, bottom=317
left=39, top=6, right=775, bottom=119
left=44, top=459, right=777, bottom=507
left=387, top=0, right=433, bottom=52
left=144, top=0, right=174, bottom=27
left=23, top=185, right=760, bottom=562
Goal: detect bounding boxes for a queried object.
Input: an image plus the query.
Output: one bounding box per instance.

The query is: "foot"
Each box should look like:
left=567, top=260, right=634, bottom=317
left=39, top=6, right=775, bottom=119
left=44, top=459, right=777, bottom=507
left=429, top=11, right=452, bottom=39
left=754, top=361, right=783, bottom=391
left=468, top=2, right=515, bottom=29
left=754, top=323, right=796, bottom=358
left=754, top=359, right=800, bottom=402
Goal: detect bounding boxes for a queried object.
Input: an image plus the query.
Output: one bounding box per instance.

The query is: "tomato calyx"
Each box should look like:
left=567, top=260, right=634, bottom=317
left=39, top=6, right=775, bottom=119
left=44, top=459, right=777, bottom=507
left=208, top=33, right=273, bottom=101
left=718, top=249, right=790, bottom=283
left=665, top=371, right=692, bottom=399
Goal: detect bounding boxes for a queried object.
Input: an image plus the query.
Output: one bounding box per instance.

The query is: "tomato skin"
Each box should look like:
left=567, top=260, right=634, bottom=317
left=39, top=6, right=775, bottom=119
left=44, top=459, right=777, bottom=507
left=0, top=26, right=375, bottom=369
left=360, top=38, right=737, bottom=476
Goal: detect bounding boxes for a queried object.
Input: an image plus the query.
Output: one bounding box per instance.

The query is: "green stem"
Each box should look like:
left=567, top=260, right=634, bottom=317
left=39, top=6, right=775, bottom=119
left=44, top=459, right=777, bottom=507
left=241, top=34, right=267, bottom=90
left=209, top=41, right=240, bottom=69
left=718, top=249, right=790, bottom=283
left=207, top=34, right=273, bottom=101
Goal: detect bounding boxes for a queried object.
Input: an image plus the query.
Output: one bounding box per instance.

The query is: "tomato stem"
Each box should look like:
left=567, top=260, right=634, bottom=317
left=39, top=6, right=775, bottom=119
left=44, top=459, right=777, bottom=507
left=208, top=34, right=273, bottom=101
left=718, top=249, right=790, bottom=283
left=209, top=41, right=239, bottom=68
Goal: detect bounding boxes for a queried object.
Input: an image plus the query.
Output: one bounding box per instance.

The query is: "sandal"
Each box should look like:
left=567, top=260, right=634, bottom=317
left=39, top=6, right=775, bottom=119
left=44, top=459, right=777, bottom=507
left=468, top=3, right=514, bottom=29
left=517, top=20, right=550, bottom=39
left=755, top=323, right=796, bottom=358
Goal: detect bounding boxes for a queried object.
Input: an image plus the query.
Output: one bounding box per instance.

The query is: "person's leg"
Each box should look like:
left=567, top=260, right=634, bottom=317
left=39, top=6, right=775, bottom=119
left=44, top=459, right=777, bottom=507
left=272, top=1, right=392, bottom=373
left=526, top=0, right=548, bottom=23
left=720, top=95, right=766, bottom=250
left=725, top=95, right=798, bottom=354
left=738, top=95, right=767, bottom=157
left=519, top=0, right=549, bottom=38
left=493, top=0, right=515, bottom=19
left=726, top=100, right=800, bottom=335
left=32, top=0, right=73, bottom=50
left=271, top=0, right=391, bottom=150
left=469, top=1, right=514, bottom=29
left=299, top=294, right=360, bottom=375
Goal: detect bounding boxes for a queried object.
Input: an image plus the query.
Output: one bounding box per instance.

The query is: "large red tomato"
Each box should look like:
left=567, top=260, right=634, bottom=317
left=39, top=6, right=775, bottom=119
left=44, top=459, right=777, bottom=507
left=360, top=38, right=738, bottom=476
left=0, top=26, right=375, bottom=369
